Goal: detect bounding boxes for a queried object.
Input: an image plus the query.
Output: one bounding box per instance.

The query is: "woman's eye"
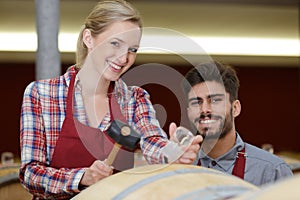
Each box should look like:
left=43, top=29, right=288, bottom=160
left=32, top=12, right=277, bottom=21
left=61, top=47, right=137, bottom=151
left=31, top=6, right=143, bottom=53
left=128, top=47, right=138, bottom=53
left=111, top=41, right=120, bottom=47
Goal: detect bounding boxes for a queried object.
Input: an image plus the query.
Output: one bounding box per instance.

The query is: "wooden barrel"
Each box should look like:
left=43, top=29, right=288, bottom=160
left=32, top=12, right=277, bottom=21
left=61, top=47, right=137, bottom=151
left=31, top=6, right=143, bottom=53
left=232, top=174, right=300, bottom=200
left=73, top=164, right=259, bottom=200
left=278, top=154, right=300, bottom=174
left=0, top=164, right=32, bottom=200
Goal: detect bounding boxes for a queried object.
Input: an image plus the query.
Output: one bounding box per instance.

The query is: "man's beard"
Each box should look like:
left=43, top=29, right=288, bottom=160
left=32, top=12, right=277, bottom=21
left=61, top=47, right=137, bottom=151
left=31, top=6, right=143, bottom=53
left=195, top=108, right=233, bottom=140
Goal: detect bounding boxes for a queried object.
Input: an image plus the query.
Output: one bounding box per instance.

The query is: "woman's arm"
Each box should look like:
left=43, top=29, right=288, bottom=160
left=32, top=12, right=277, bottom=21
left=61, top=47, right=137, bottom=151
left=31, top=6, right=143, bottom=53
left=19, top=82, right=85, bottom=199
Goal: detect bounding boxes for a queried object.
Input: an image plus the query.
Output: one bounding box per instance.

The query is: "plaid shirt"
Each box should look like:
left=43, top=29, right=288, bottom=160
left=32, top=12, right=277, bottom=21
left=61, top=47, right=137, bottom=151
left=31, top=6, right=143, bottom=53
left=20, top=66, right=168, bottom=199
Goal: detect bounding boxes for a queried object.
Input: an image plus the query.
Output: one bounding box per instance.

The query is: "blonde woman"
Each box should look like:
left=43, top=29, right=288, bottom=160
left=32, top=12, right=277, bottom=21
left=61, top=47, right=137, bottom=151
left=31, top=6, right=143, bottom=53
left=19, top=1, right=202, bottom=199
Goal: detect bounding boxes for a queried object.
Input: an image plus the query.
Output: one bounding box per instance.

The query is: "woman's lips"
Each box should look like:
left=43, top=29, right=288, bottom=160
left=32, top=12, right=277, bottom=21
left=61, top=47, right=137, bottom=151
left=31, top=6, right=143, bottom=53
left=108, top=61, right=122, bottom=70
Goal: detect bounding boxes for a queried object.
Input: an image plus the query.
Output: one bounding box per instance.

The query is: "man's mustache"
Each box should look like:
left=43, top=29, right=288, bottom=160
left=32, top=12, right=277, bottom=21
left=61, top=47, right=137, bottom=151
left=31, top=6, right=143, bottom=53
left=194, top=114, right=222, bottom=123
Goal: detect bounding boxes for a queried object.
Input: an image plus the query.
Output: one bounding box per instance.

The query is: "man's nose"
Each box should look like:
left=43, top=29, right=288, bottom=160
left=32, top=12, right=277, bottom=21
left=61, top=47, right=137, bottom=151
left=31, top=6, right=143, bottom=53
left=200, top=101, right=212, bottom=113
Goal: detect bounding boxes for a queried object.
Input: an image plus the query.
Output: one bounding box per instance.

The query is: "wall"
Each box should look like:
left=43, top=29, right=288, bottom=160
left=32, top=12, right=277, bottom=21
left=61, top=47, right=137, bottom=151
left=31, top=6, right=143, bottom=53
left=133, top=63, right=300, bottom=153
left=0, top=64, right=35, bottom=158
left=237, top=67, right=300, bottom=152
left=0, top=62, right=299, bottom=159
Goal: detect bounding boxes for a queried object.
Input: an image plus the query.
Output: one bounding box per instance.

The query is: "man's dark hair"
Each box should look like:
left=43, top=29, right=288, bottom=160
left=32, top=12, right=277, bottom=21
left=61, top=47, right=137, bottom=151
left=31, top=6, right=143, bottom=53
left=182, top=61, right=240, bottom=103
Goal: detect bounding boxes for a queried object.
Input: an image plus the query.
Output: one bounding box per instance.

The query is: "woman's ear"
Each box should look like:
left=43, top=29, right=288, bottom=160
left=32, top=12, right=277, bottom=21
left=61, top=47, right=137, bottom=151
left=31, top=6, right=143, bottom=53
left=82, top=29, right=93, bottom=48
left=232, top=100, right=241, bottom=117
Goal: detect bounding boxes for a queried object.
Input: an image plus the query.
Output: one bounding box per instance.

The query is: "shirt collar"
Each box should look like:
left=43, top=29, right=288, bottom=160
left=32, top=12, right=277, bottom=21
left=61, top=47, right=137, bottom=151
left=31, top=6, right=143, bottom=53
left=63, top=65, right=77, bottom=88
left=198, top=132, right=245, bottom=171
left=63, top=66, right=129, bottom=98
left=113, top=79, right=133, bottom=105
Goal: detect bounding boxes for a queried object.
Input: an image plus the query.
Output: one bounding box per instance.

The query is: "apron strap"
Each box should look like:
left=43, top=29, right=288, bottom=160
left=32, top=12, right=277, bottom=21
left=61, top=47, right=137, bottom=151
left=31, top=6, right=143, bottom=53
left=232, top=146, right=246, bottom=179
left=66, top=73, right=76, bottom=117
left=67, top=75, right=127, bottom=123
left=108, top=83, right=127, bottom=123
left=197, top=146, right=246, bottom=179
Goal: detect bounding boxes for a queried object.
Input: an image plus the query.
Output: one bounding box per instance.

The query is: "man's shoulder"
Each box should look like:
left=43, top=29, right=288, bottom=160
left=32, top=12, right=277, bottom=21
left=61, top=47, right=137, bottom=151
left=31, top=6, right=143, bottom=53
left=245, top=143, right=286, bottom=165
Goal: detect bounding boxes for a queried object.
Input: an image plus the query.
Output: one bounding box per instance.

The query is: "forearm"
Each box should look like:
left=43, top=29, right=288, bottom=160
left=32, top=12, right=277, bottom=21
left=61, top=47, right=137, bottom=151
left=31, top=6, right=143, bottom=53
left=140, top=132, right=168, bottom=164
left=20, top=161, right=85, bottom=199
left=128, top=86, right=169, bottom=164
left=134, top=115, right=168, bottom=164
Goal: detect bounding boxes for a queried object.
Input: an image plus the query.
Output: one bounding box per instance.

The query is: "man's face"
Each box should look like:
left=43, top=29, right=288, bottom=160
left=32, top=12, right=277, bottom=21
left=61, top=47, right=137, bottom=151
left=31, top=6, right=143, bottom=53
left=187, top=81, right=234, bottom=140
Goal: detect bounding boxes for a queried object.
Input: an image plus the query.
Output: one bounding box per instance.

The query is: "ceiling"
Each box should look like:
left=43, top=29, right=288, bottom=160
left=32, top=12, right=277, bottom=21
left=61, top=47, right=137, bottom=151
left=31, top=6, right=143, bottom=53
left=0, top=0, right=299, bottom=67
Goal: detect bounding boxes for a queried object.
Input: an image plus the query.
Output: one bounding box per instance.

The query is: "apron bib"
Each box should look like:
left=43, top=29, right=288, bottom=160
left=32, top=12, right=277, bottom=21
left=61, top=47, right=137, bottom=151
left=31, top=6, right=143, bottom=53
left=50, top=73, right=134, bottom=171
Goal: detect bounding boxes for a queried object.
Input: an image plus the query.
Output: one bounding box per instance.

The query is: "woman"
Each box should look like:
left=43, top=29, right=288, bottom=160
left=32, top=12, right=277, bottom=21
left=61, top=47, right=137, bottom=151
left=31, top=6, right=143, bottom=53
left=19, top=1, right=201, bottom=199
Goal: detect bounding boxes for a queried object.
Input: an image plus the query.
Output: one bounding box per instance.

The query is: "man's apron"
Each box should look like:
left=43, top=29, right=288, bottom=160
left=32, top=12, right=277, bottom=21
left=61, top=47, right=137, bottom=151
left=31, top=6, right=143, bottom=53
left=197, top=147, right=246, bottom=179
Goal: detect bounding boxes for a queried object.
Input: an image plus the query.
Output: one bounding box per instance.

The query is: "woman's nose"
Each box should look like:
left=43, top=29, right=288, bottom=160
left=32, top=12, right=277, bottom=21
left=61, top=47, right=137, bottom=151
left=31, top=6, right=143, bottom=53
left=116, top=50, right=128, bottom=64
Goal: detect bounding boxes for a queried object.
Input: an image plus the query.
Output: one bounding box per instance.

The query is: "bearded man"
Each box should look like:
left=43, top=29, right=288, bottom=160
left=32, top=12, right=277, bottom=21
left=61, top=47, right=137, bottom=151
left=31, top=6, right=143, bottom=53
left=182, top=61, right=293, bottom=186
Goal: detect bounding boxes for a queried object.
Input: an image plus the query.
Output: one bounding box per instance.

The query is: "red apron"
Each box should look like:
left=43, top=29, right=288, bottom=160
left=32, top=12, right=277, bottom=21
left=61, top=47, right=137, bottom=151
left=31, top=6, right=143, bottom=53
left=50, top=73, right=134, bottom=171
left=197, top=147, right=246, bottom=179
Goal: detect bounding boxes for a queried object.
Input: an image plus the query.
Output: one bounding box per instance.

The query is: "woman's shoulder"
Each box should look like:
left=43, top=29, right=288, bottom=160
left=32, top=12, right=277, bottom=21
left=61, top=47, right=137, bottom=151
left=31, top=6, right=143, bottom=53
left=117, top=79, right=150, bottom=97
left=24, top=65, right=76, bottom=95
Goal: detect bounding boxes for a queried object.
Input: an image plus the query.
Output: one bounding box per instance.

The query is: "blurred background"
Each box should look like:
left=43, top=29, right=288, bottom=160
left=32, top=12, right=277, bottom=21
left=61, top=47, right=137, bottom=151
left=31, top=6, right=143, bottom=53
left=0, top=0, right=299, bottom=163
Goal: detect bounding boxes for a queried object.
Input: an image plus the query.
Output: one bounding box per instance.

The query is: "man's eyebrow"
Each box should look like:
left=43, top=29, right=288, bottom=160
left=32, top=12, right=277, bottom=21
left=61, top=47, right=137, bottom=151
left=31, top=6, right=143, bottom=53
left=188, top=97, right=201, bottom=103
left=188, top=94, right=225, bottom=102
left=208, top=94, right=225, bottom=98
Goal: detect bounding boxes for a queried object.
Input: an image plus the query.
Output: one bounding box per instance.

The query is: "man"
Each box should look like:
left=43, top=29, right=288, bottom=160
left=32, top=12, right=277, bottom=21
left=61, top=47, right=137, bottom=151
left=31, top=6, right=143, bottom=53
left=181, top=61, right=293, bottom=186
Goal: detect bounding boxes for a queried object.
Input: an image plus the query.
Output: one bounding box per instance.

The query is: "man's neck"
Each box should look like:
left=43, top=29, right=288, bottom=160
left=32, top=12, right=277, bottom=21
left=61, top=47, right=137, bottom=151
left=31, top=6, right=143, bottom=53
left=202, top=130, right=236, bottom=159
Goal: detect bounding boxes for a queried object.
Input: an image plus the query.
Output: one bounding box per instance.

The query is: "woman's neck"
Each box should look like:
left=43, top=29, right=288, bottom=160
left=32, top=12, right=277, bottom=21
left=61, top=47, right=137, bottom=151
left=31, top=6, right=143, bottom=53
left=77, top=67, right=111, bottom=128
left=77, top=66, right=110, bottom=97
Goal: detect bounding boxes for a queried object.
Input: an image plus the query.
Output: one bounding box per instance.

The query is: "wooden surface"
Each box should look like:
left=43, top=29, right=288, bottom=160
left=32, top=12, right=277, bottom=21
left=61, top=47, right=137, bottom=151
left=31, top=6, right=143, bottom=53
left=232, top=174, right=300, bottom=200
left=0, top=164, right=32, bottom=200
left=73, top=164, right=258, bottom=200
left=277, top=151, right=300, bottom=174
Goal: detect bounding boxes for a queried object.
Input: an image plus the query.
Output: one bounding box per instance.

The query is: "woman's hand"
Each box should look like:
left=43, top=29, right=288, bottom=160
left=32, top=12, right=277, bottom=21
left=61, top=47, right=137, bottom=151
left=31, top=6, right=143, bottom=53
left=80, top=160, right=113, bottom=186
left=169, top=122, right=203, bottom=164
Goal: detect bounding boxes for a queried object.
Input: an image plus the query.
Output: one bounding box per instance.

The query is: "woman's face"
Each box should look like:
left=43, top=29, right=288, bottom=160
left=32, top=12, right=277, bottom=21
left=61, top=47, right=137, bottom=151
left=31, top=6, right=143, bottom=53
left=84, top=21, right=141, bottom=81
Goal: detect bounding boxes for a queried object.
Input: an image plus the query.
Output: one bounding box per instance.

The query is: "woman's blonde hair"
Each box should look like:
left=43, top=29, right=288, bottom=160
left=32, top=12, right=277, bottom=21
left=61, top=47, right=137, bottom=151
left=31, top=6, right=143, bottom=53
left=76, top=0, right=142, bottom=68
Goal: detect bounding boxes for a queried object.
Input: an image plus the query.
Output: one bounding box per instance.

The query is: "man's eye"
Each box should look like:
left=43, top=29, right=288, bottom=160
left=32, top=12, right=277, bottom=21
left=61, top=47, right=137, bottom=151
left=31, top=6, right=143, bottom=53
left=211, top=98, right=222, bottom=103
left=189, top=101, right=200, bottom=107
left=128, top=47, right=138, bottom=53
left=111, top=41, right=120, bottom=47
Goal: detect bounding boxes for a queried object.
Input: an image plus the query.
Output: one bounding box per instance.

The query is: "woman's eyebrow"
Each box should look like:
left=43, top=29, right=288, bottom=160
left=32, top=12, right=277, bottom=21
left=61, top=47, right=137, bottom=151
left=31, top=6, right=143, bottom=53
left=111, top=37, right=140, bottom=47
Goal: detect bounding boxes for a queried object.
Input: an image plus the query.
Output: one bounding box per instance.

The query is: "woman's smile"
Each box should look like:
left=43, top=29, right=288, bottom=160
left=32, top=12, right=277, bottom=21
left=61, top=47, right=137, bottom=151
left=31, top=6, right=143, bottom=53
left=107, top=60, right=123, bottom=71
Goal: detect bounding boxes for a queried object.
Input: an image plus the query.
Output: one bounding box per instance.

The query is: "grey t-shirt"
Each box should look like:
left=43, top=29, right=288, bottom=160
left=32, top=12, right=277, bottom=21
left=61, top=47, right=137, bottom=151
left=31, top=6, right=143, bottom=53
left=195, top=133, right=293, bottom=186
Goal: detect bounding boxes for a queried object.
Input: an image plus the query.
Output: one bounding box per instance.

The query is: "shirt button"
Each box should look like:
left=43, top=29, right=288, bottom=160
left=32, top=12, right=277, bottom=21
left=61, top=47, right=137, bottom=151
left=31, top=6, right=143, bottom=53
left=211, top=161, right=217, bottom=166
